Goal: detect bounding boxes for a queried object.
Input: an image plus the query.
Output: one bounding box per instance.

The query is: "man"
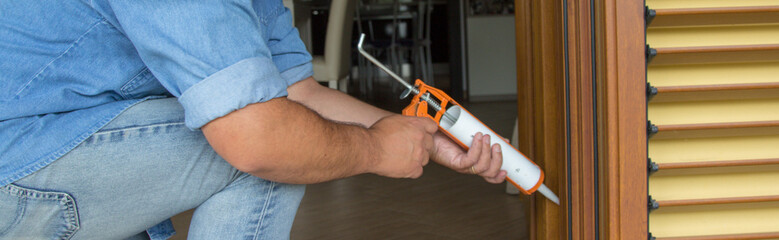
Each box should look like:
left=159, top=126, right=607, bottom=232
left=0, top=1, right=506, bottom=239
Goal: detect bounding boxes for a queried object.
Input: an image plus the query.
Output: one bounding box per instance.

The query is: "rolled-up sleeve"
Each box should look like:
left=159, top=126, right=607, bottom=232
left=103, top=0, right=311, bottom=129
left=178, top=57, right=288, bottom=129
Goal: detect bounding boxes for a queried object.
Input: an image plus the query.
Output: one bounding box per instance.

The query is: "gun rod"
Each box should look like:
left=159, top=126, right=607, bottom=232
left=356, top=34, right=456, bottom=123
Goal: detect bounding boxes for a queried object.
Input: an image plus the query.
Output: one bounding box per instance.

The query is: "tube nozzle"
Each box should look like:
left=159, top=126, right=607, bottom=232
left=536, top=184, right=560, bottom=205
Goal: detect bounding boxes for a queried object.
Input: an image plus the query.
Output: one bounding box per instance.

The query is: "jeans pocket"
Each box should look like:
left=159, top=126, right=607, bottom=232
left=0, top=184, right=80, bottom=240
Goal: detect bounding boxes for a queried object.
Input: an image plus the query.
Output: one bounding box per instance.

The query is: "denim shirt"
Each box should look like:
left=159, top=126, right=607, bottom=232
left=0, top=0, right=312, bottom=237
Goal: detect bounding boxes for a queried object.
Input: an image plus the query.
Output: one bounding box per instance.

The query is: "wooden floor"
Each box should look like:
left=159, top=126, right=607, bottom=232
left=291, top=162, right=528, bottom=240
left=171, top=97, right=528, bottom=239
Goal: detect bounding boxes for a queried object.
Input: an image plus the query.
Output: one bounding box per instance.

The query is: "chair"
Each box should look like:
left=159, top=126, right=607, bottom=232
left=413, top=0, right=434, bottom=85
left=313, top=0, right=357, bottom=92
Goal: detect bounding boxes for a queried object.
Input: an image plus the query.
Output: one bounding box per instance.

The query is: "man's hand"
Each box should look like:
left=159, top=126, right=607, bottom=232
left=431, top=132, right=507, bottom=183
left=367, top=115, right=438, bottom=178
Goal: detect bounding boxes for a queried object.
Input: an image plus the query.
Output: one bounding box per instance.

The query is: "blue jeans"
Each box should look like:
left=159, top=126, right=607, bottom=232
left=0, top=98, right=305, bottom=240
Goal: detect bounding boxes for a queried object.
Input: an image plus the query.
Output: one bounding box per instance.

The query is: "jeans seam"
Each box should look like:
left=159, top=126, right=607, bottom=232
left=95, top=122, right=185, bottom=135
left=2, top=184, right=80, bottom=239
left=59, top=193, right=80, bottom=240
left=253, top=181, right=276, bottom=240
left=0, top=186, right=25, bottom=235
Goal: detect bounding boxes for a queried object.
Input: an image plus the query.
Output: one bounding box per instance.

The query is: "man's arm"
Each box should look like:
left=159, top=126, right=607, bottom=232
left=285, top=77, right=393, bottom=126
left=202, top=95, right=438, bottom=184
left=286, top=77, right=507, bottom=183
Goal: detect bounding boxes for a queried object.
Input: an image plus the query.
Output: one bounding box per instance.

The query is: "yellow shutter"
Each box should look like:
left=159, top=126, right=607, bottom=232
left=646, top=1, right=779, bottom=239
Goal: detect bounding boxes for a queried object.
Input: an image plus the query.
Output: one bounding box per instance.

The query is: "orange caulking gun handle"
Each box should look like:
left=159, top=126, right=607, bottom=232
left=401, top=80, right=458, bottom=122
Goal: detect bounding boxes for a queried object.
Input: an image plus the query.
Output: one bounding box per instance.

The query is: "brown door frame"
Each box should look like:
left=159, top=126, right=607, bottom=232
left=515, top=0, right=647, bottom=238
left=566, top=0, right=598, bottom=239
left=594, top=0, right=647, bottom=238
left=515, top=0, right=568, bottom=238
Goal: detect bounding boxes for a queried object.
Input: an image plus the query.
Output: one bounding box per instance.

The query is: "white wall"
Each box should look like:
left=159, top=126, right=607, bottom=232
left=466, top=15, right=517, bottom=100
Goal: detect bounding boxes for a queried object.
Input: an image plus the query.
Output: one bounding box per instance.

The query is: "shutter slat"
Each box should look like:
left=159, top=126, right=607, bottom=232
left=650, top=135, right=779, bottom=165
left=648, top=61, right=779, bottom=87
left=647, top=0, right=779, bottom=10
left=649, top=201, right=779, bottom=237
left=651, top=6, right=779, bottom=27
left=649, top=98, right=779, bottom=125
left=656, top=231, right=779, bottom=240
left=657, top=158, right=779, bottom=170
left=652, top=82, right=779, bottom=102
left=651, top=44, right=779, bottom=66
left=657, top=82, right=779, bottom=92
left=657, top=195, right=779, bottom=207
left=652, top=120, right=779, bottom=139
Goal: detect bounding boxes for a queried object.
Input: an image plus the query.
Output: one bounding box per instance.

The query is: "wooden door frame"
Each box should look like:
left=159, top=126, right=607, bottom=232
left=566, top=0, right=598, bottom=239
left=515, top=0, right=647, bottom=239
left=594, top=0, right=647, bottom=238
left=515, top=0, right=568, bottom=239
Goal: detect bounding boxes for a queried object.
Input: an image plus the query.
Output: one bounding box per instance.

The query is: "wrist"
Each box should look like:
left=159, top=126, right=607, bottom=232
left=333, top=121, right=381, bottom=176
left=361, top=126, right=384, bottom=175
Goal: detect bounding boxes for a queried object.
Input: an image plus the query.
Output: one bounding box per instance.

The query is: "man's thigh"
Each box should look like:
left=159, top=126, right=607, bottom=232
left=1, top=98, right=302, bottom=239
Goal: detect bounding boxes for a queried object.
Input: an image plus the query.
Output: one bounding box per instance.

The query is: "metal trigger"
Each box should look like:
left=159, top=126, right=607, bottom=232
left=400, top=88, right=413, bottom=99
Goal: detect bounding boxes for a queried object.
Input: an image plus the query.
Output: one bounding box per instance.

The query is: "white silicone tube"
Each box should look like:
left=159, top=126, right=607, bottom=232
left=439, top=106, right=543, bottom=192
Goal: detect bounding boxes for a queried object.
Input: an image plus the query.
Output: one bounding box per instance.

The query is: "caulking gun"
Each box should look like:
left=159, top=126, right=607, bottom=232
left=357, top=34, right=560, bottom=205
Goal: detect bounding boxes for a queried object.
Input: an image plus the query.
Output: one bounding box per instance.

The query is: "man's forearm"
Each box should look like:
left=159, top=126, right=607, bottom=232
left=202, top=98, right=378, bottom=184
left=203, top=77, right=436, bottom=184
left=286, top=77, right=392, bottom=127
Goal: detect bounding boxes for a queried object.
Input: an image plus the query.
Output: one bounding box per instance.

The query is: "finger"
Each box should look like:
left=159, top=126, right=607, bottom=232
left=482, top=143, right=503, bottom=178
left=484, top=170, right=507, bottom=183
left=423, top=132, right=435, bottom=152
left=414, top=142, right=430, bottom=166
left=485, top=170, right=507, bottom=184
left=472, top=134, right=493, bottom=174
left=411, top=167, right=423, bottom=179
left=422, top=132, right=434, bottom=165
left=465, top=132, right=484, bottom=167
